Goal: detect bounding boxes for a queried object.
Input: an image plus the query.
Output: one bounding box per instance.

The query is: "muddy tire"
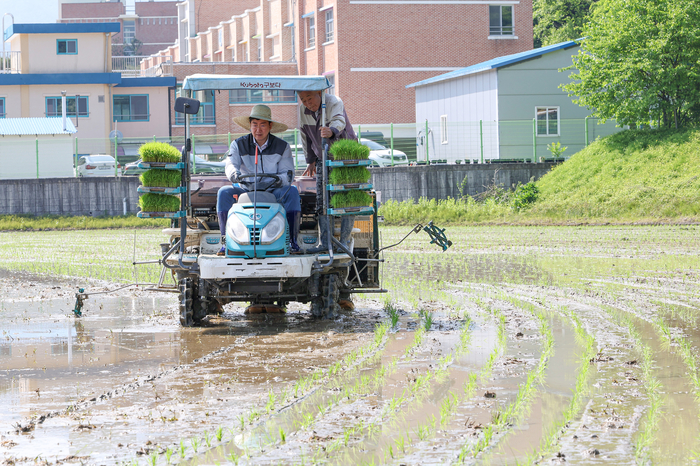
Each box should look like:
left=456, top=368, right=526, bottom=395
left=311, top=274, right=340, bottom=319
left=179, top=277, right=207, bottom=327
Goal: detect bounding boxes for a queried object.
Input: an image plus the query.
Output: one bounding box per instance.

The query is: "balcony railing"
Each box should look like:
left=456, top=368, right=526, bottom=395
left=112, top=56, right=172, bottom=78
left=0, top=51, right=21, bottom=74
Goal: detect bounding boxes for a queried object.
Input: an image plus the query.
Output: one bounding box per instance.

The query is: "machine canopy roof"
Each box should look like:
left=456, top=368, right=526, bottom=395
left=181, top=74, right=330, bottom=92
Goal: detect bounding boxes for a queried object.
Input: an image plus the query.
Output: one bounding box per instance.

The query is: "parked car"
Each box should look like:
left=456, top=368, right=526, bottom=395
left=123, top=154, right=225, bottom=176
left=360, top=138, right=409, bottom=167
left=76, top=154, right=122, bottom=177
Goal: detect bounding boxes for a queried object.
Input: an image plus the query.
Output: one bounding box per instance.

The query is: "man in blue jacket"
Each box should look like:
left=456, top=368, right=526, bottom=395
left=216, top=105, right=301, bottom=255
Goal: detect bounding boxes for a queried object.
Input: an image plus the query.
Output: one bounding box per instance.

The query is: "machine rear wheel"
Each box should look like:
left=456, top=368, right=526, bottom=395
left=179, top=277, right=207, bottom=326
left=311, top=274, right=340, bottom=319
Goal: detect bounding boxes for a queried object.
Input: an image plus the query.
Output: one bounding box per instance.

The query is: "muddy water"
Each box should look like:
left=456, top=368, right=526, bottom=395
left=0, top=274, right=379, bottom=465
left=3, top=225, right=700, bottom=465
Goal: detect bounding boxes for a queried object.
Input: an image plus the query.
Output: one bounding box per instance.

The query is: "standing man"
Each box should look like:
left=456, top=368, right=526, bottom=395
left=216, top=105, right=301, bottom=255
left=298, top=90, right=357, bottom=252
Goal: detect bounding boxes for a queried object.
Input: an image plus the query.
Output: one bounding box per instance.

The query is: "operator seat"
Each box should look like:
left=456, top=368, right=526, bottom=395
left=238, top=191, right=277, bottom=204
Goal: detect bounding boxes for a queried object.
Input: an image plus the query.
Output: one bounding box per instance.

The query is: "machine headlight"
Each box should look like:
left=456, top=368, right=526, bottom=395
left=260, top=213, right=286, bottom=245
left=227, top=214, right=250, bottom=245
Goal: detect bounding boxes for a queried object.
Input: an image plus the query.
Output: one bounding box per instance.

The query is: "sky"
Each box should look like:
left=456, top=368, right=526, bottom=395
left=0, top=0, right=59, bottom=25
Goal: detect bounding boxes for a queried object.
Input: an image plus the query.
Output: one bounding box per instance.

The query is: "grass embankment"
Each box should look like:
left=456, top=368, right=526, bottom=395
left=380, top=128, right=700, bottom=225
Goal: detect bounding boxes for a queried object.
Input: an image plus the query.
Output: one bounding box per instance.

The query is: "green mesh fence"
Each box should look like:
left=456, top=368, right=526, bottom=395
left=1, top=118, right=624, bottom=179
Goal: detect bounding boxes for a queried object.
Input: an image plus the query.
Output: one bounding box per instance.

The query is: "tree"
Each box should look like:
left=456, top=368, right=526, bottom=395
left=563, top=0, right=700, bottom=129
left=533, top=0, right=597, bottom=48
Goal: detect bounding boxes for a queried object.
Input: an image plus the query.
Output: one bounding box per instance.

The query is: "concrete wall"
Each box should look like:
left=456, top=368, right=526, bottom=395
left=0, top=163, right=557, bottom=216
left=371, top=162, right=557, bottom=203
left=0, top=177, right=140, bottom=216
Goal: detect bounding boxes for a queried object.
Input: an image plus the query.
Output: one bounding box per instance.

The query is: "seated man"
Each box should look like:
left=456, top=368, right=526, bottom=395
left=216, top=105, right=301, bottom=255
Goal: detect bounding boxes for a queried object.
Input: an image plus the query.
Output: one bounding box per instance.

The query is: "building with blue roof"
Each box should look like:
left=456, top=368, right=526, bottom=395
left=406, top=40, right=623, bottom=162
left=0, top=21, right=176, bottom=173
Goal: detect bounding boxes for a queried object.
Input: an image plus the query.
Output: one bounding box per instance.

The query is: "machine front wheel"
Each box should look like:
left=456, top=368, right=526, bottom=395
left=311, top=274, right=341, bottom=319
left=179, top=277, right=207, bottom=327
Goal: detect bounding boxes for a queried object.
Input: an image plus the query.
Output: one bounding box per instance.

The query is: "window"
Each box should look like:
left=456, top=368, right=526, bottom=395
left=326, top=75, right=335, bottom=96
left=123, top=20, right=135, bottom=43
left=440, top=115, right=448, bottom=144
left=113, top=95, right=149, bottom=121
left=229, top=89, right=297, bottom=104
left=307, top=16, right=315, bottom=48
left=489, top=5, right=513, bottom=36
left=325, top=9, right=334, bottom=43
left=56, top=39, right=77, bottom=55
left=46, top=96, right=88, bottom=117
left=175, top=89, right=215, bottom=125
left=257, top=38, right=262, bottom=61
left=218, top=29, right=224, bottom=50
left=536, top=107, right=559, bottom=136
left=0, top=98, right=5, bottom=118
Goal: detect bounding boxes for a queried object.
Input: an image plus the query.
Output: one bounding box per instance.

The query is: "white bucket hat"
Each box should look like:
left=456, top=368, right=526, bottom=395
left=233, top=104, right=289, bottom=133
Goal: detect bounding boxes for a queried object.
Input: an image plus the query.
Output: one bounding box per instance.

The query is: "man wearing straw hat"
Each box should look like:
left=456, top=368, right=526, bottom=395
left=216, top=104, right=302, bottom=256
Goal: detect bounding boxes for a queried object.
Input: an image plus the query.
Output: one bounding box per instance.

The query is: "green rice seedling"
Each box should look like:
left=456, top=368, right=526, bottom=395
left=215, top=425, right=224, bottom=442
left=423, top=311, right=434, bottom=331
left=228, top=451, right=240, bottom=465
left=266, top=389, right=276, bottom=413
left=139, top=141, right=181, bottom=163
left=204, top=430, right=212, bottom=447
left=279, top=427, right=286, bottom=443
left=329, top=166, right=372, bottom=185
left=191, top=436, right=200, bottom=453
left=139, top=193, right=180, bottom=212
left=140, top=169, right=181, bottom=188
left=149, top=451, right=158, bottom=466
left=164, top=447, right=173, bottom=464
left=179, top=440, right=187, bottom=458
left=329, top=138, right=370, bottom=160
left=330, top=191, right=373, bottom=208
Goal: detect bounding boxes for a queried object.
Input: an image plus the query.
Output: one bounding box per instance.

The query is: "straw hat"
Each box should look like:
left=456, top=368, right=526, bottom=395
left=233, top=104, right=289, bottom=133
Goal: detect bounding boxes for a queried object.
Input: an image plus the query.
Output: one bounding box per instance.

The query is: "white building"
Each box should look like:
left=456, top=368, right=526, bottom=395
left=0, top=118, right=77, bottom=178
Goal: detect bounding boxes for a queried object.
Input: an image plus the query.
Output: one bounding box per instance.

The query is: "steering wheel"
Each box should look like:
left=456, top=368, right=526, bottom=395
left=237, top=173, right=282, bottom=191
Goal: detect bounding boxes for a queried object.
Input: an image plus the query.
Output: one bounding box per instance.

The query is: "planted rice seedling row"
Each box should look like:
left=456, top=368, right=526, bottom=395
left=150, top=321, right=393, bottom=465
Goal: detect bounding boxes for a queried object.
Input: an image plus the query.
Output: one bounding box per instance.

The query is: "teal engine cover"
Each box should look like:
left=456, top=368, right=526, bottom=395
left=225, top=202, right=289, bottom=258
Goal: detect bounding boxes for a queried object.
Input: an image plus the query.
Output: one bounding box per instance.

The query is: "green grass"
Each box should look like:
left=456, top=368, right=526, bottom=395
left=379, top=127, right=700, bottom=225
left=139, top=142, right=182, bottom=163
left=0, top=214, right=167, bottom=232
left=329, top=139, right=370, bottom=160
left=139, top=170, right=181, bottom=188
left=138, top=193, right=181, bottom=212
left=530, top=128, right=700, bottom=220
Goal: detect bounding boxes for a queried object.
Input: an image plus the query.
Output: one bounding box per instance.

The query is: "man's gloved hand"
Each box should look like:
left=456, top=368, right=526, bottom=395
left=231, top=171, right=241, bottom=183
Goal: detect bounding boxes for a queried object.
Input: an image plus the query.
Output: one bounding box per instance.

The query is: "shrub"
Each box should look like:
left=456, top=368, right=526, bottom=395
left=512, top=181, right=539, bottom=210
left=139, top=142, right=181, bottom=163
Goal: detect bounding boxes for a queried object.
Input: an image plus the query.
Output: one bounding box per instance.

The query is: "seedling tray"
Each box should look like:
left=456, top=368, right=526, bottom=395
left=325, top=160, right=371, bottom=168
left=137, top=210, right=187, bottom=219
left=138, top=162, right=185, bottom=170
left=327, top=183, right=373, bottom=192
left=138, top=186, right=186, bottom=194
left=327, top=206, right=375, bottom=216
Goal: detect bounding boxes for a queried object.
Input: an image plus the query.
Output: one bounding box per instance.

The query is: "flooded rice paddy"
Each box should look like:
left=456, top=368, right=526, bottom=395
left=1, top=225, right=700, bottom=465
